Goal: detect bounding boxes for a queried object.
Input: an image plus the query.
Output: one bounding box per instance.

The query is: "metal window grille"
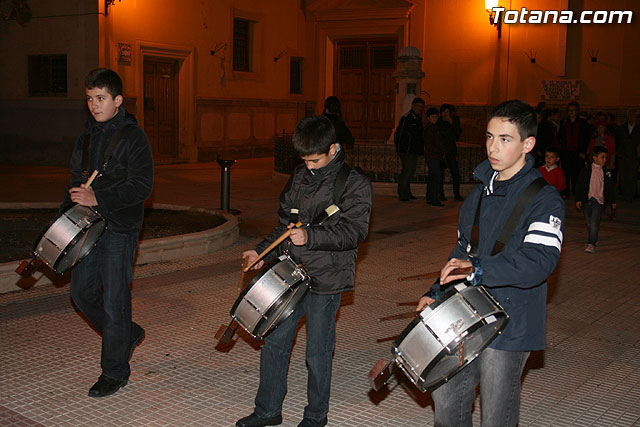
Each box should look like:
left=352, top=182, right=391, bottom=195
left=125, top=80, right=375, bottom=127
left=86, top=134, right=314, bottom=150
left=28, top=54, right=67, bottom=97
left=233, top=18, right=252, bottom=72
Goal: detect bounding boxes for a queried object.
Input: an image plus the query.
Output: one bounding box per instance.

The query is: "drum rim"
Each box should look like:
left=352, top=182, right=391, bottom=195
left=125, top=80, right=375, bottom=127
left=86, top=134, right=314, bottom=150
left=34, top=205, right=106, bottom=274
left=253, top=280, right=310, bottom=338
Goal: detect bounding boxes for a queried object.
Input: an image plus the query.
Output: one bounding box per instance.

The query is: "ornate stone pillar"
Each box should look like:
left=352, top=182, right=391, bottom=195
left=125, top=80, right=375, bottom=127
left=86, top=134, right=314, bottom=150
left=390, top=46, right=425, bottom=142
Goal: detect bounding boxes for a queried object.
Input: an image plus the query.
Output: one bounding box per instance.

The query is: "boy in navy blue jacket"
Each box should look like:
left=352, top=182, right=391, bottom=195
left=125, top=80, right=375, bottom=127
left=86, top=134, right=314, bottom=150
left=417, top=100, right=565, bottom=426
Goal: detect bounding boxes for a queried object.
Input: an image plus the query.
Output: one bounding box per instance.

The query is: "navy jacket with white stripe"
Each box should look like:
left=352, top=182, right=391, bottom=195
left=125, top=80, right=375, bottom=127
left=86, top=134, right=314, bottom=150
left=428, top=154, right=565, bottom=351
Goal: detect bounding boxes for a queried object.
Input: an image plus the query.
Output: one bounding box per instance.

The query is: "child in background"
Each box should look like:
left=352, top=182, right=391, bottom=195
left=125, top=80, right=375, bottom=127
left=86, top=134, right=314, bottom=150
left=538, top=146, right=566, bottom=193
left=576, top=146, right=616, bottom=253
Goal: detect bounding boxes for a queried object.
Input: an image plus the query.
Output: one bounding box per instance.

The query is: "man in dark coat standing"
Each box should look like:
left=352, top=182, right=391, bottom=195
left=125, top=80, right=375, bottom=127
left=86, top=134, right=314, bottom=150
left=394, top=97, right=425, bottom=201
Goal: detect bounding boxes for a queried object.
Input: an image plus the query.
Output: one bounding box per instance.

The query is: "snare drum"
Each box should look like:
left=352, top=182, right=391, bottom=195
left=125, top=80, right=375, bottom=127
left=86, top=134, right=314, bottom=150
left=230, top=255, right=310, bottom=339
left=392, top=283, right=508, bottom=392
left=34, top=205, right=107, bottom=274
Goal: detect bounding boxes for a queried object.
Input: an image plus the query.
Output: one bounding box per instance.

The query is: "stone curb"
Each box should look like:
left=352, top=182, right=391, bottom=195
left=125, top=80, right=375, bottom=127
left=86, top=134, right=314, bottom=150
left=0, top=203, right=239, bottom=294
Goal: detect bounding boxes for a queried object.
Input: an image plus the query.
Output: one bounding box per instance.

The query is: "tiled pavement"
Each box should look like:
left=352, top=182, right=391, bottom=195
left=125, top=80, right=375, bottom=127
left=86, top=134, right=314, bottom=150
left=1, top=159, right=640, bottom=426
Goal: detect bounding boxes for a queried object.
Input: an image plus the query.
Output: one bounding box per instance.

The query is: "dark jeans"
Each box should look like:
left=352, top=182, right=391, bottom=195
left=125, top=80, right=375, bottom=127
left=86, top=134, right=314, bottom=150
left=441, top=153, right=461, bottom=198
left=562, top=151, right=585, bottom=195
left=583, top=197, right=604, bottom=245
left=426, top=158, right=443, bottom=204
left=70, top=229, right=141, bottom=381
left=398, top=153, right=419, bottom=199
left=431, top=348, right=530, bottom=427
left=254, top=292, right=341, bottom=421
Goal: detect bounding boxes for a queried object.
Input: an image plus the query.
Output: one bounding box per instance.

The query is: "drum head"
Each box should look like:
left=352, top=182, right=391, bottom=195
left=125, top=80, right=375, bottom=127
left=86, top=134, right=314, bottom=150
left=53, top=219, right=107, bottom=273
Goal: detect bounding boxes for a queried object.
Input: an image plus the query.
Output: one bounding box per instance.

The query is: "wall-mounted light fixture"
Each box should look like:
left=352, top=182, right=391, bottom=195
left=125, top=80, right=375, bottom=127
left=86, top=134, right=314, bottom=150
left=273, top=50, right=287, bottom=62
left=105, top=0, right=121, bottom=16
left=587, top=48, right=599, bottom=63
left=485, top=0, right=502, bottom=39
left=525, top=50, right=537, bottom=64
left=211, top=42, right=227, bottom=56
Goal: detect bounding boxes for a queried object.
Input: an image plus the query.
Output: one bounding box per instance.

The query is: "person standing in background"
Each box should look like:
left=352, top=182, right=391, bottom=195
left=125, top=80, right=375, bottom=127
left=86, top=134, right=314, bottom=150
left=394, top=97, right=425, bottom=201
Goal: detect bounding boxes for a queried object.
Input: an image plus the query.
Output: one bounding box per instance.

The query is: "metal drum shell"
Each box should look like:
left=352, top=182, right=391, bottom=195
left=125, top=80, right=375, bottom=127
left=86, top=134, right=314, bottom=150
left=231, top=255, right=310, bottom=339
left=34, top=205, right=106, bottom=274
left=392, top=284, right=509, bottom=392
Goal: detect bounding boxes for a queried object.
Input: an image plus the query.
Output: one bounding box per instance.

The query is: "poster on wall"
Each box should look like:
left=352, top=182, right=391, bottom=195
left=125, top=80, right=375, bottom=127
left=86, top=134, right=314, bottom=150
left=118, top=43, right=132, bottom=65
left=541, top=80, right=581, bottom=100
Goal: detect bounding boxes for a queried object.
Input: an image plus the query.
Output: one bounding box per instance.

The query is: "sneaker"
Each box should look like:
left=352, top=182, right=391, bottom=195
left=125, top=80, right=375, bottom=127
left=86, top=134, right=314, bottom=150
left=585, top=244, right=595, bottom=253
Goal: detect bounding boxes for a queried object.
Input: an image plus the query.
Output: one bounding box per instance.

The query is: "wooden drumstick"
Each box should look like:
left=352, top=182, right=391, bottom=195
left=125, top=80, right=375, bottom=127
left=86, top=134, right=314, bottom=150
left=378, top=310, right=420, bottom=322
left=244, top=220, right=303, bottom=272
left=81, top=170, right=99, bottom=189
left=397, top=267, right=474, bottom=282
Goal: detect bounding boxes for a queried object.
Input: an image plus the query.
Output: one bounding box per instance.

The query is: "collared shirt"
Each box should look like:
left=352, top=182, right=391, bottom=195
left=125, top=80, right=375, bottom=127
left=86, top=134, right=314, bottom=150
left=588, top=163, right=605, bottom=204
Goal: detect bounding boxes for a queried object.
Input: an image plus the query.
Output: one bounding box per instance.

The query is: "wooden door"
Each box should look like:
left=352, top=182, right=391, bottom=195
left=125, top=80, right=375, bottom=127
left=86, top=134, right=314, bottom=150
left=143, top=58, right=179, bottom=162
left=334, top=40, right=396, bottom=140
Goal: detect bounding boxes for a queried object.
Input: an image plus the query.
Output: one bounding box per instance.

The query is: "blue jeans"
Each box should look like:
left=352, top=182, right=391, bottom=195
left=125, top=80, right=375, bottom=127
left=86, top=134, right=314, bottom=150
left=254, top=292, right=341, bottom=421
left=70, top=229, right=141, bottom=381
left=583, top=197, right=604, bottom=245
left=398, top=153, right=419, bottom=199
left=431, top=347, right=530, bottom=427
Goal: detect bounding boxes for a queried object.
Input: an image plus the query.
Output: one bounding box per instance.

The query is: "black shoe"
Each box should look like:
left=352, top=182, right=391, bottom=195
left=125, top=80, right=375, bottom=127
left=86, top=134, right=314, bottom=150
left=439, top=195, right=447, bottom=202
left=298, top=416, right=328, bottom=427
left=399, top=197, right=410, bottom=202
left=409, top=195, right=418, bottom=200
left=430, top=202, right=444, bottom=207
left=454, top=195, right=464, bottom=201
left=236, top=413, right=282, bottom=427
left=88, top=374, right=127, bottom=398
left=129, top=326, right=145, bottom=361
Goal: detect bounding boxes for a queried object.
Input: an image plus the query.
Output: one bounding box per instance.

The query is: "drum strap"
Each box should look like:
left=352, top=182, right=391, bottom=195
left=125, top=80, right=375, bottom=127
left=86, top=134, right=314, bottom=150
left=81, top=124, right=136, bottom=176
left=470, top=177, right=548, bottom=257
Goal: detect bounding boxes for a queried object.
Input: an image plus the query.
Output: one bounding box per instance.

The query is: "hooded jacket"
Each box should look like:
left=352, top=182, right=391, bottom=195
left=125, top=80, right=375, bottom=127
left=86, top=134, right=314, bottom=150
left=255, top=147, right=372, bottom=294
left=62, top=108, right=154, bottom=234
left=427, top=155, right=565, bottom=351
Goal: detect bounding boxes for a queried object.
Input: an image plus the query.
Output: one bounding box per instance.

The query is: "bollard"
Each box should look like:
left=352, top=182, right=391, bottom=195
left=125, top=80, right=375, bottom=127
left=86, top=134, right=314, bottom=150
left=216, top=157, right=236, bottom=212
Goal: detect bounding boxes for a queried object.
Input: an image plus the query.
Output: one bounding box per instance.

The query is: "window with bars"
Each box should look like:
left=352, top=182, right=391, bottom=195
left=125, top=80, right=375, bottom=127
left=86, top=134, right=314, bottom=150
left=28, top=54, right=67, bottom=97
left=371, top=46, right=396, bottom=68
left=339, top=46, right=365, bottom=69
left=233, top=18, right=253, bottom=72
left=290, top=57, right=302, bottom=94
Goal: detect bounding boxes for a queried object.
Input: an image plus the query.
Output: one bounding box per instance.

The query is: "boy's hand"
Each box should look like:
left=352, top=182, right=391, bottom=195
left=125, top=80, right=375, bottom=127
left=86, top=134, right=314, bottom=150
left=576, top=201, right=582, bottom=210
left=416, top=296, right=435, bottom=312
left=440, top=258, right=473, bottom=285
left=242, top=249, right=263, bottom=270
left=290, top=228, right=308, bottom=246
left=69, top=187, right=97, bottom=207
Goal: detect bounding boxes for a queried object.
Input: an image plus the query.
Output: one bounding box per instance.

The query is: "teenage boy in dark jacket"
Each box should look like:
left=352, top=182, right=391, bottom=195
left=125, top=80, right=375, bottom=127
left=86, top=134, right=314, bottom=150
left=394, top=97, right=425, bottom=201
left=61, top=68, right=153, bottom=397
left=237, top=116, right=372, bottom=427
left=417, top=100, right=565, bottom=426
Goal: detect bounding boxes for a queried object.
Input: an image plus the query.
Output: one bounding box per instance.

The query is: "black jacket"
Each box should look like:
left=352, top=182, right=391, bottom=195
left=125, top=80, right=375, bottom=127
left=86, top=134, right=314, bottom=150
left=575, top=163, right=616, bottom=204
left=62, top=108, right=154, bottom=234
left=255, top=148, right=372, bottom=294
left=424, top=121, right=444, bottom=160
left=437, top=116, right=461, bottom=156
left=394, top=110, right=424, bottom=155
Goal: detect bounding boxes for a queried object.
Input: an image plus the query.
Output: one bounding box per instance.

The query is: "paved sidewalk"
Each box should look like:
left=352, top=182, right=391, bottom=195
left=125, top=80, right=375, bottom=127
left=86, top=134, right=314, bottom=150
left=1, top=159, right=640, bottom=426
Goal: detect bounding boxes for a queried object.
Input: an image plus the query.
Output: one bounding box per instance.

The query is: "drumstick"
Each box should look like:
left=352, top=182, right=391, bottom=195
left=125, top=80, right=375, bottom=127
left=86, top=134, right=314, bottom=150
left=243, top=204, right=340, bottom=272
left=244, top=220, right=303, bottom=272
left=378, top=310, right=420, bottom=322
left=81, top=170, right=99, bottom=189
left=397, top=267, right=474, bottom=282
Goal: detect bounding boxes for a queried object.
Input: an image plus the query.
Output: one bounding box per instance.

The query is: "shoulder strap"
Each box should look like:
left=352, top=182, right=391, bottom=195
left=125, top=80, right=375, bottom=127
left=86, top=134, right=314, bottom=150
left=333, top=163, right=352, bottom=206
left=491, top=177, right=548, bottom=255
left=81, top=134, right=91, bottom=176
left=103, top=124, right=136, bottom=171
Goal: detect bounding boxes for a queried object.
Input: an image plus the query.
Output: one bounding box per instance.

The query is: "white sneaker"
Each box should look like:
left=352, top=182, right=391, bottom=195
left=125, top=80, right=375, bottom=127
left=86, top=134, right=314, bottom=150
left=585, top=244, right=595, bottom=253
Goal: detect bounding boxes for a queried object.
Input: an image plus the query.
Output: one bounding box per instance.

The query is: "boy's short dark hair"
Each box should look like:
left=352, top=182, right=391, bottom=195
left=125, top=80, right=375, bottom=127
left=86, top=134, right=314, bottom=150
left=440, top=103, right=452, bottom=113
left=592, top=146, right=608, bottom=156
left=412, top=97, right=425, bottom=106
left=293, top=116, right=335, bottom=156
left=426, top=107, right=439, bottom=117
left=545, top=145, right=561, bottom=157
left=490, top=100, right=538, bottom=140
left=85, top=68, right=123, bottom=98
left=324, top=96, right=342, bottom=115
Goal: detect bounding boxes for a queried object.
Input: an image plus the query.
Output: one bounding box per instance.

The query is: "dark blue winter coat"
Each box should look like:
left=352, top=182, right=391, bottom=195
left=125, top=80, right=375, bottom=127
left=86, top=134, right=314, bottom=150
left=427, top=155, right=565, bottom=351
